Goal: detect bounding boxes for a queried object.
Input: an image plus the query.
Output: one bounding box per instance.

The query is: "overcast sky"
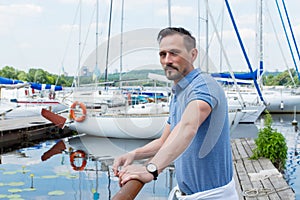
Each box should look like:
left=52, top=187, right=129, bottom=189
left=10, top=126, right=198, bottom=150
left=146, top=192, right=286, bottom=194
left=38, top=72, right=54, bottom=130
left=1, top=0, right=300, bottom=77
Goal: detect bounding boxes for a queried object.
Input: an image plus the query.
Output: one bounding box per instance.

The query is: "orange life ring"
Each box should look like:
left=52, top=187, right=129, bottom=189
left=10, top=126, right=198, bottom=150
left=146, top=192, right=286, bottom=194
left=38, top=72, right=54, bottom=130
left=70, top=101, right=87, bottom=122
left=70, top=150, right=87, bottom=171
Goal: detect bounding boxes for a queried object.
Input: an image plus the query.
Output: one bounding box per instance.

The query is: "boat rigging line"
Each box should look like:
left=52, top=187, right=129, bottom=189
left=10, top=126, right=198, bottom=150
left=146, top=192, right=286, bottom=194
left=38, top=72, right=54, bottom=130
left=275, top=0, right=300, bottom=81
left=265, top=1, right=296, bottom=87
left=224, top=0, right=266, bottom=105
left=281, top=0, right=300, bottom=72
left=205, top=1, right=245, bottom=107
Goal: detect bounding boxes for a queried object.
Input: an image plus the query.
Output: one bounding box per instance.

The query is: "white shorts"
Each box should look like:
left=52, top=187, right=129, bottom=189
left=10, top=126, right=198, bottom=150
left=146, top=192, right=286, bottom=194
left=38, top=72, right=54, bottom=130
left=168, top=178, right=239, bottom=200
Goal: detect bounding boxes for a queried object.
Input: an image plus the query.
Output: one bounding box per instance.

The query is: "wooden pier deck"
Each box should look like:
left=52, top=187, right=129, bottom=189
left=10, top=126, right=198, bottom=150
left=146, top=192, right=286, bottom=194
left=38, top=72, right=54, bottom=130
left=232, top=138, right=295, bottom=200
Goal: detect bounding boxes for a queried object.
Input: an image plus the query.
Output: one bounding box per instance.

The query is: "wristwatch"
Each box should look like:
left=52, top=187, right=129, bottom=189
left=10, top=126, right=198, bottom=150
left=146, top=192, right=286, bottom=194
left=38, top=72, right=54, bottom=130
left=146, top=163, right=158, bottom=180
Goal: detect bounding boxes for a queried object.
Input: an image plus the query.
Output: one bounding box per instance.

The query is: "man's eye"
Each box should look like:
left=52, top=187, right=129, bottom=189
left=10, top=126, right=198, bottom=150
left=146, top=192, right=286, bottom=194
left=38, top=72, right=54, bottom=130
left=159, top=52, right=166, bottom=57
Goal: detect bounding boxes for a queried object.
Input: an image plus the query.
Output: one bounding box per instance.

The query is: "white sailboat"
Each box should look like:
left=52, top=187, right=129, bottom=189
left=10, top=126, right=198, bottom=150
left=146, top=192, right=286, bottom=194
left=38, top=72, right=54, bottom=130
left=66, top=96, right=246, bottom=139
left=227, top=86, right=300, bottom=114
left=221, top=0, right=300, bottom=114
left=0, top=78, right=67, bottom=119
left=206, top=0, right=266, bottom=124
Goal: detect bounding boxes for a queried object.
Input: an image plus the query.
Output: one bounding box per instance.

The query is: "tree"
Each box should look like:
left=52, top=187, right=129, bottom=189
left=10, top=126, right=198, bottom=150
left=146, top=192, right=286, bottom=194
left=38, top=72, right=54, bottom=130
left=0, top=66, right=19, bottom=79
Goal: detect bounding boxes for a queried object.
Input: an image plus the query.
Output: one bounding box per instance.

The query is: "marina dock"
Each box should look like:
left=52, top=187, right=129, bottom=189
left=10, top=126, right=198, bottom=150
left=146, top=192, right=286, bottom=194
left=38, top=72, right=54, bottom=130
left=0, top=116, right=73, bottom=153
left=232, top=138, right=295, bottom=200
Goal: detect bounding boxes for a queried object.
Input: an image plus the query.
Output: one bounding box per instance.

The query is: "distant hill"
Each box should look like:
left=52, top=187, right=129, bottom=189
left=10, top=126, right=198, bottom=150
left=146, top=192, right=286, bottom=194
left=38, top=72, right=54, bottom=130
left=263, top=71, right=281, bottom=76
left=111, top=69, right=165, bottom=80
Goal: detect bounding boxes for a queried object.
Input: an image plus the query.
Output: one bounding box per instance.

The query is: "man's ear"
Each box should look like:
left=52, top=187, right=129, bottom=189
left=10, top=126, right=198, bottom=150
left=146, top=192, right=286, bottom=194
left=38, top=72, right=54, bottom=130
left=191, top=48, right=198, bottom=62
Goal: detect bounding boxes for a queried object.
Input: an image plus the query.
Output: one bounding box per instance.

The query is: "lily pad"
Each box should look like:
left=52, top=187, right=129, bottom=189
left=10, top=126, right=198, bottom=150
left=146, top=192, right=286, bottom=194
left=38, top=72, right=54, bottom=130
left=0, top=183, right=5, bottom=187
left=0, top=194, right=7, bottom=198
left=8, top=188, right=22, bottom=193
left=66, top=174, right=78, bottom=179
left=7, top=182, right=24, bottom=187
left=56, top=172, right=69, bottom=176
left=48, top=190, right=65, bottom=196
left=23, top=188, right=36, bottom=192
left=6, top=194, right=22, bottom=198
left=41, top=175, right=59, bottom=179
left=3, top=171, right=17, bottom=175
left=16, top=170, right=30, bottom=174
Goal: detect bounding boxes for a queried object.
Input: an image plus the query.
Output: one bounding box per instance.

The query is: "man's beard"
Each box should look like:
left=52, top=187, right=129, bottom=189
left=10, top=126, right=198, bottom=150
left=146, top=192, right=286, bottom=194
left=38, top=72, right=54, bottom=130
left=164, top=64, right=183, bottom=81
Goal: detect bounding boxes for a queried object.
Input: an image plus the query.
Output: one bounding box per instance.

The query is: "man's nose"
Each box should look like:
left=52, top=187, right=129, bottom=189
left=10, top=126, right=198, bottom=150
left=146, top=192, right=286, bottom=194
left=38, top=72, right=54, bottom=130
left=165, top=53, right=173, bottom=64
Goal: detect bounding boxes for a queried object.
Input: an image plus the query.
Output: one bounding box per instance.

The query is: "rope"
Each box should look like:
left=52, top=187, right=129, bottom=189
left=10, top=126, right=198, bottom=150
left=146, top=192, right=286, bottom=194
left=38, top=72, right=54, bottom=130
left=243, top=171, right=293, bottom=197
left=242, top=186, right=292, bottom=197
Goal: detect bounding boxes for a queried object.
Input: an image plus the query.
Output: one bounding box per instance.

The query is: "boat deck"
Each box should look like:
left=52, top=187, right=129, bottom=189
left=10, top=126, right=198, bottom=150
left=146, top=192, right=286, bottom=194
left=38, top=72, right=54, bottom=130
left=232, top=138, right=295, bottom=200
left=0, top=115, right=72, bottom=153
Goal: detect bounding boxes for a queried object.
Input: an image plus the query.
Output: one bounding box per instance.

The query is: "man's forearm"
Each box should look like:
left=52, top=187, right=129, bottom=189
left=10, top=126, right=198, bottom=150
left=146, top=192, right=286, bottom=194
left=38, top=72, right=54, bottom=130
left=133, top=124, right=171, bottom=160
left=148, top=123, right=195, bottom=173
left=132, top=138, right=164, bottom=160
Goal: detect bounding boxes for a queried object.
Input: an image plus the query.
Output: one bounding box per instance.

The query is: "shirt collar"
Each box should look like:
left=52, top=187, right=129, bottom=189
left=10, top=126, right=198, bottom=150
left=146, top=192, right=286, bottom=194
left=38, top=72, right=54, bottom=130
left=172, top=68, right=201, bottom=94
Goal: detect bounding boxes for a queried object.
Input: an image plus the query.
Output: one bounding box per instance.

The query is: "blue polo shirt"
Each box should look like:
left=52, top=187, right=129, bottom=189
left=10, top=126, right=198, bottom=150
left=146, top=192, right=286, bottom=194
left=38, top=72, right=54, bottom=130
left=168, top=68, right=233, bottom=195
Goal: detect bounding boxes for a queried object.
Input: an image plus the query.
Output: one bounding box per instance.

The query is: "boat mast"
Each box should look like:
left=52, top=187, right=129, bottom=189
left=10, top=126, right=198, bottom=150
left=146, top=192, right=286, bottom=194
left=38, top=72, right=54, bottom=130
left=104, top=0, right=113, bottom=88
left=205, top=0, right=209, bottom=72
left=258, top=0, right=263, bottom=83
left=219, top=3, right=225, bottom=72
left=76, top=0, right=82, bottom=87
left=94, top=0, right=99, bottom=84
left=168, top=0, right=172, bottom=26
left=119, top=0, right=125, bottom=87
left=197, top=0, right=201, bottom=68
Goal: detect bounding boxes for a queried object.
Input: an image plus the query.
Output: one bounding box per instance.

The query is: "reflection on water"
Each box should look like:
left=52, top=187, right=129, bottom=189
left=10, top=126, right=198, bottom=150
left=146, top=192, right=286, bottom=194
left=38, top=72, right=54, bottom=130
left=0, top=136, right=175, bottom=199
left=270, top=114, right=300, bottom=200
left=1, top=113, right=300, bottom=199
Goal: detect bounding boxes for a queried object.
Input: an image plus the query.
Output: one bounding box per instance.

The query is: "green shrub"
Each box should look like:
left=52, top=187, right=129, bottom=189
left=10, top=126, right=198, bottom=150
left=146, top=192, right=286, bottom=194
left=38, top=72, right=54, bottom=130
left=251, top=111, right=287, bottom=172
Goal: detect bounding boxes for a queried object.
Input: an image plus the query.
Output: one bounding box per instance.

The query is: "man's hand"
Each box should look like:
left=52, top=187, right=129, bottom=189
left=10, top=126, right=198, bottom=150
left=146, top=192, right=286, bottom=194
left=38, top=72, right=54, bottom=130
left=118, top=164, right=154, bottom=186
left=112, top=152, right=135, bottom=176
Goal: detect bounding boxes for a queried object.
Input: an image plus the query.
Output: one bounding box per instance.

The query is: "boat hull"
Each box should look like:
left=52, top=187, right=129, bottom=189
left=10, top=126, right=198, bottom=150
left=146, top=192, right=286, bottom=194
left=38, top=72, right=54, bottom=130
left=69, top=109, right=245, bottom=139
left=69, top=114, right=168, bottom=139
left=227, top=88, right=300, bottom=114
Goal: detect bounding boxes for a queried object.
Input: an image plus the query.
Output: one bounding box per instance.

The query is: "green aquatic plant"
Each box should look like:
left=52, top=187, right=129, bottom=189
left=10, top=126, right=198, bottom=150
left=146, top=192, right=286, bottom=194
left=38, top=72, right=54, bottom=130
left=251, top=111, right=288, bottom=172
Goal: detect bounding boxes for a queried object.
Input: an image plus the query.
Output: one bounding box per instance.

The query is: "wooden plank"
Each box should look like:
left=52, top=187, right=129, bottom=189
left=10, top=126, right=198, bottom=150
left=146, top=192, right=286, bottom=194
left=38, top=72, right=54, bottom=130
left=231, top=138, right=295, bottom=200
left=233, top=163, right=245, bottom=200
left=232, top=140, right=241, bottom=161
left=242, top=138, right=254, bottom=158
left=252, top=159, right=280, bottom=200
left=0, top=116, right=51, bottom=131
left=236, top=139, right=249, bottom=159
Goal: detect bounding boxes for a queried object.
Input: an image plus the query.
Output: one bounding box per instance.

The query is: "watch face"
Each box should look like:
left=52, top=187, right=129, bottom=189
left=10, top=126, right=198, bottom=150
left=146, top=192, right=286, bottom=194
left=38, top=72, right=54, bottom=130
left=147, top=163, right=157, bottom=172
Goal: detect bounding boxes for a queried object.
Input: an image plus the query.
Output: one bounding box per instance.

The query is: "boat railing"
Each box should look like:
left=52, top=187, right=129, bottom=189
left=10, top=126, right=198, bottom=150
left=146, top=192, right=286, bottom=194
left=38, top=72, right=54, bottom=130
left=112, top=180, right=144, bottom=200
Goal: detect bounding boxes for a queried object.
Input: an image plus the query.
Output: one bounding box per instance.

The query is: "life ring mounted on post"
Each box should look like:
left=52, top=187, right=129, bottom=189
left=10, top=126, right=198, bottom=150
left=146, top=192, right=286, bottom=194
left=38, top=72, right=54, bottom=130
left=70, top=101, right=87, bottom=122
left=70, top=150, right=87, bottom=171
